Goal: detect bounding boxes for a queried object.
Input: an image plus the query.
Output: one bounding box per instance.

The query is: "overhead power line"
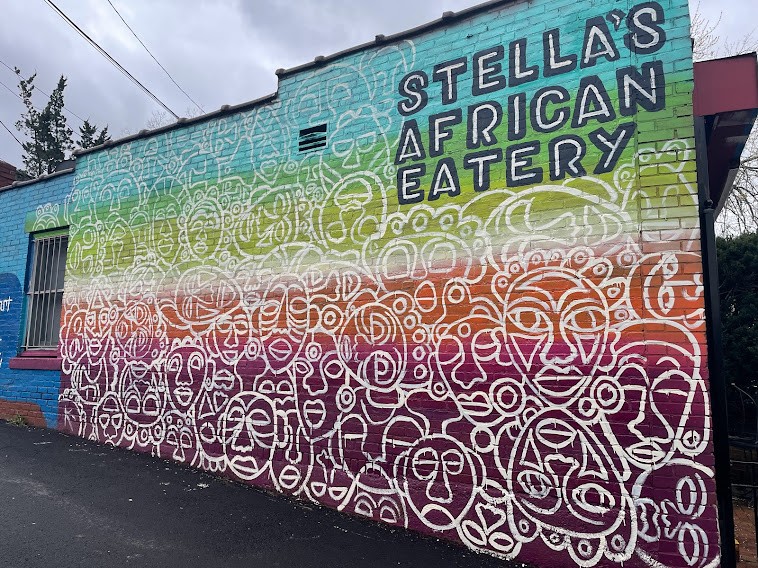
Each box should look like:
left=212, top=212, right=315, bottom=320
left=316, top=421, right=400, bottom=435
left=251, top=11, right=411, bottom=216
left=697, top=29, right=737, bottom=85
left=0, top=117, right=23, bottom=147
left=0, top=78, right=18, bottom=99
left=0, top=58, right=87, bottom=124
left=105, top=0, right=204, bottom=114
left=42, top=0, right=179, bottom=119
left=0, top=72, right=86, bottom=125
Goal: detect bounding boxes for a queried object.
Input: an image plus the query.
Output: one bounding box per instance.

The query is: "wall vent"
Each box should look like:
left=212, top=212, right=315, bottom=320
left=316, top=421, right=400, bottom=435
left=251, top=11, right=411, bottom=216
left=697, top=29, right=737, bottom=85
left=299, top=124, right=328, bottom=153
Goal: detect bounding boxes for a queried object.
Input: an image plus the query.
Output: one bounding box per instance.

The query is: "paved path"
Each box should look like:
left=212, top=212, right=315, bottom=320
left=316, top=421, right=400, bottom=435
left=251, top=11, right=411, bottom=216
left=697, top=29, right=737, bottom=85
left=0, top=422, right=526, bottom=567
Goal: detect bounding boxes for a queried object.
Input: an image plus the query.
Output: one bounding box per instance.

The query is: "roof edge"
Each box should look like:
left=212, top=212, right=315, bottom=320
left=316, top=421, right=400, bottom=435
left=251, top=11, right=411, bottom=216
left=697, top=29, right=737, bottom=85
left=275, top=0, right=518, bottom=77
left=73, top=92, right=278, bottom=158
left=0, top=167, right=74, bottom=194
left=74, top=0, right=522, bottom=160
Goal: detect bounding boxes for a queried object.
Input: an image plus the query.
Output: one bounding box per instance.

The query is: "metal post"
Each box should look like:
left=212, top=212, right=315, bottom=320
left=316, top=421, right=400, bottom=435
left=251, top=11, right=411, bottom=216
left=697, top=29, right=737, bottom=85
left=695, top=115, right=736, bottom=567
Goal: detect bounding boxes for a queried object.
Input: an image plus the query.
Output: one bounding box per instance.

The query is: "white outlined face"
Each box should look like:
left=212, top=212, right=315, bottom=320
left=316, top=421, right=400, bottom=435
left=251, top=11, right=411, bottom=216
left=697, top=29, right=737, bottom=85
left=222, top=392, right=278, bottom=481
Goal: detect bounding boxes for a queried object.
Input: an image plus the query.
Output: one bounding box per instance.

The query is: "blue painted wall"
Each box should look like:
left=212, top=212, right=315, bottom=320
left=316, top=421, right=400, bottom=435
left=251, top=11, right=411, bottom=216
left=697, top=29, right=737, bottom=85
left=0, top=172, right=73, bottom=427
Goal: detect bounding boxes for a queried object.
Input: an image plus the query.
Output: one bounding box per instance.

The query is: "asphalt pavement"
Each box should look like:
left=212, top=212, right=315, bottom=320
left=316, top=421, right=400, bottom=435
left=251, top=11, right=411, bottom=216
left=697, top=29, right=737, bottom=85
left=0, top=421, right=526, bottom=568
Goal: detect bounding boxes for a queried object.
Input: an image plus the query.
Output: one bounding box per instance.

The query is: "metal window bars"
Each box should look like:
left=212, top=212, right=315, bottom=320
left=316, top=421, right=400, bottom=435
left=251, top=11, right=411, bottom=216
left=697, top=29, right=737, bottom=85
left=22, top=234, right=68, bottom=350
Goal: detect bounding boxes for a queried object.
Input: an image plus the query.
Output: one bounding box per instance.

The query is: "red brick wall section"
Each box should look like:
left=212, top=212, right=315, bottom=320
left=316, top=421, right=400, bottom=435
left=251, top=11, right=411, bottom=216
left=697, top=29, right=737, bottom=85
left=0, top=161, right=16, bottom=188
left=0, top=399, right=47, bottom=427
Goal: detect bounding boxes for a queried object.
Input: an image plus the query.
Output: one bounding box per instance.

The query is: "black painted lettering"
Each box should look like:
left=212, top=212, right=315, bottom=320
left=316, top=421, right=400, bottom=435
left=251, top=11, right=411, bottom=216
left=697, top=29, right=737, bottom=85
left=507, top=93, right=527, bottom=141
left=572, top=75, right=616, bottom=128
left=549, top=135, right=587, bottom=180
left=588, top=122, right=636, bottom=174
left=398, top=164, right=426, bottom=204
left=625, top=2, right=667, bottom=54
left=506, top=142, right=542, bottom=187
left=429, top=158, right=461, bottom=201
left=531, top=87, right=571, bottom=133
left=464, top=149, right=503, bottom=192
left=398, top=71, right=429, bottom=116
left=467, top=102, right=503, bottom=149
left=429, top=110, right=462, bottom=157
left=394, top=120, right=426, bottom=165
left=543, top=29, right=577, bottom=77
left=473, top=47, right=507, bottom=96
left=509, top=39, right=539, bottom=87
left=581, top=17, right=620, bottom=68
left=617, top=61, right=666, bottom=115
left=433, top=57, right=468, bottom=105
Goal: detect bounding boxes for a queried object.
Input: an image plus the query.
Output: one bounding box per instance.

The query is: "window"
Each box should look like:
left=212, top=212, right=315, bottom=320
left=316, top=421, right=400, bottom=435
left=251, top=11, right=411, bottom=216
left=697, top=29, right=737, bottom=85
left=22, top=232, right=68, bottom=351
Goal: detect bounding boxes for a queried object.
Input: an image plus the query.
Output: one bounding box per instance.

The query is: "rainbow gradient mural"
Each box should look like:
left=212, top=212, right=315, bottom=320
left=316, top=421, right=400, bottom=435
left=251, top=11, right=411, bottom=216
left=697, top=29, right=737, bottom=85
left=55, top=0, right=718, bottom=566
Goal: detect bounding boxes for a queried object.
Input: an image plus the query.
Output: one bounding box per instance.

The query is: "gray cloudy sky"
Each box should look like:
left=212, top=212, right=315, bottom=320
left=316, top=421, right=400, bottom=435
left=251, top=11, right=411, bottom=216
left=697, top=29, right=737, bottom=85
left=0, top=0, right=753, bottom=168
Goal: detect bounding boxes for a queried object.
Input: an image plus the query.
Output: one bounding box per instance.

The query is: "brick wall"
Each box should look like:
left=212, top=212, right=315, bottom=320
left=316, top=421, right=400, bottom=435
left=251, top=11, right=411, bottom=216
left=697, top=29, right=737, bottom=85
left=0, top=160, right=16, bottom=188
left=0, top=0, right=715, bottom=566
left=0, top=172, right=74, bottom=427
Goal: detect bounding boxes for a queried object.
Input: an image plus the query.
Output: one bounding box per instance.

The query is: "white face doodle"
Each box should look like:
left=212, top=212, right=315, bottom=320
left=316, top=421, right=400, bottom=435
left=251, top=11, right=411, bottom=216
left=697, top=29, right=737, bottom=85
left=504, top=267, right=611, bottom=403
left=396, top=435, right=481, bottom=531
left=611, top=321, right=702, bottom=467
left=339, top=303, right=407, bottom=393
left=328, top=107, right=389, bottom=174
left=504, top=409, right=635, bottom=565
left=257, top=276, right=310, bottom=374
left=194, top=370, right=240, bottom=463
left=222, top=392, right=278, bottom=480
left=53, top=12, right=714, bottom=565
left=338, top=465, right=408, bottom=527
left=182, top=196, right=225, bottom=259
left=165, top=344, right=211, bottom=412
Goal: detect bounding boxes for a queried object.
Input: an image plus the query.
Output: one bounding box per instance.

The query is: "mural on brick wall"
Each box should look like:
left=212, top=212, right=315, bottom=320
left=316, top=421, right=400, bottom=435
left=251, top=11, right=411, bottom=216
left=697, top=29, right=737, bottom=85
left=0, top=171, right=73, bottom=428
left=0, top=273, right=21, bottom=370
left=57, top=1, right=718, bottom=566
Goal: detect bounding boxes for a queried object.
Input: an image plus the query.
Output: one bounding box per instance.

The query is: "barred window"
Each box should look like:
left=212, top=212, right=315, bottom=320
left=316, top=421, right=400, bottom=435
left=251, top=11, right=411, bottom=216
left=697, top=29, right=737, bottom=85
left=23, top=233, right=68, bottom=350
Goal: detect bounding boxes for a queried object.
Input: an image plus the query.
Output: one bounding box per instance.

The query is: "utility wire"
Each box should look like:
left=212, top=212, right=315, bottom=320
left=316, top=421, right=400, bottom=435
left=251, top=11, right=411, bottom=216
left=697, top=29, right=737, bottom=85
left=0, top=58, right=87, bottom=124
left=42, top=0, right=179, bottom=119
left=0, top=78, right=18, bottom=99
left=105, top=0, right=204, bottom=114
left=0, top=74, right=87, bottom=127
left=0, top=117, right=23, bottom=147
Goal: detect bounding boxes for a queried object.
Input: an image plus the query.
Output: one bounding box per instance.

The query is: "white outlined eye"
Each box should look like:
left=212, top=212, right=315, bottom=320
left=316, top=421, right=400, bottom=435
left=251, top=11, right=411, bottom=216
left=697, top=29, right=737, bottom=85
left=441, top=450, right=464, bottom=476
left=562, top=305, right=606, bottom=333
left=517, top=471, right=553, bottom=500
left=412, top=448, right=439, bottom=481
left=166, top=356, right=181, bottom=374
left=572, top=483, right=616, bottom=515
left=507, top=307, right=551, bottom=334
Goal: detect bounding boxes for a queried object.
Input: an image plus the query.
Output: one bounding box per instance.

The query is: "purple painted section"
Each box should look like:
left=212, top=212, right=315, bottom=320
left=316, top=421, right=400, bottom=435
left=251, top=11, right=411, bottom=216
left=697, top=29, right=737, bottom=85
left=9, top=356, right=63, bottom=371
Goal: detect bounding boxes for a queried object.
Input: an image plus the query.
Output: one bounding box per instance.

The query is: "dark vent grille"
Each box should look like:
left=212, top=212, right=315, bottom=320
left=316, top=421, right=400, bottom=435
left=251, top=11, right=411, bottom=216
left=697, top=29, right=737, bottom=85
left=299, top=124, right=328, bottom=153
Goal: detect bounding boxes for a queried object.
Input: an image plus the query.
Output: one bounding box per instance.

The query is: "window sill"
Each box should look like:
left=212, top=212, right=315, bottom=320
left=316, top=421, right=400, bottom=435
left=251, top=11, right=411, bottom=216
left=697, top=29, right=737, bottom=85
left=9, top=352, right=62, bottom=371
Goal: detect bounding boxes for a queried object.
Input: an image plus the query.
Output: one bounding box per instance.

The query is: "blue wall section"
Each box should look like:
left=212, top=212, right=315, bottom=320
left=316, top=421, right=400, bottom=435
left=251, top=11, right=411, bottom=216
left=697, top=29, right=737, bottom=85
left=0, top=172, right=73, bottom=427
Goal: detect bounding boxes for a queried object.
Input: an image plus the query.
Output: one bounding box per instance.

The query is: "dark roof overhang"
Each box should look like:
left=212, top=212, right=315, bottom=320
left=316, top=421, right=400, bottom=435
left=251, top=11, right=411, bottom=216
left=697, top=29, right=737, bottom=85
left=694, top=53, right=758, bottom=215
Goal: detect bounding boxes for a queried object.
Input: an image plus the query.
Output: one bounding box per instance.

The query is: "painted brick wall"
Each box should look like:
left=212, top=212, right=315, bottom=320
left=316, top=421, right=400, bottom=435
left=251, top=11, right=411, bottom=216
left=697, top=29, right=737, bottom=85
left=52, top=0, right=717, bottom=566
left=0, top=172, right=74, bottom=427
left=0, top=161, right=16, bottom=187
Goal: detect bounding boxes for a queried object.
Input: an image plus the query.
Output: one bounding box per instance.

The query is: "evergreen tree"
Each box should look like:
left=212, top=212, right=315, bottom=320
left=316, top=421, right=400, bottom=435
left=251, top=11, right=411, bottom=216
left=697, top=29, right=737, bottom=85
left=719, top=232, right=758, bottom=436
left=45, top=75, right=73, bottom=170
left=14, top=69, right=108, bottom=177
left=719, top=232, right=758, bottom=391
left=78, top=120, right=110, bottom=149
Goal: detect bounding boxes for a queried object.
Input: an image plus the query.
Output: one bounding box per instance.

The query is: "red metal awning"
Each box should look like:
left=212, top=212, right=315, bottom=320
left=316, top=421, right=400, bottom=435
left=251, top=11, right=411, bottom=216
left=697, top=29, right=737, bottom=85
left=694, top=53, right=758, bottom=214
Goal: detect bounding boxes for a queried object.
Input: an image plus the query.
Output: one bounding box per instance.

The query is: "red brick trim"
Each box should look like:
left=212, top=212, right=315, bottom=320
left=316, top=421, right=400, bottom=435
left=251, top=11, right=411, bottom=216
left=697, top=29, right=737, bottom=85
left=9, top=356, right=62, bottom=371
